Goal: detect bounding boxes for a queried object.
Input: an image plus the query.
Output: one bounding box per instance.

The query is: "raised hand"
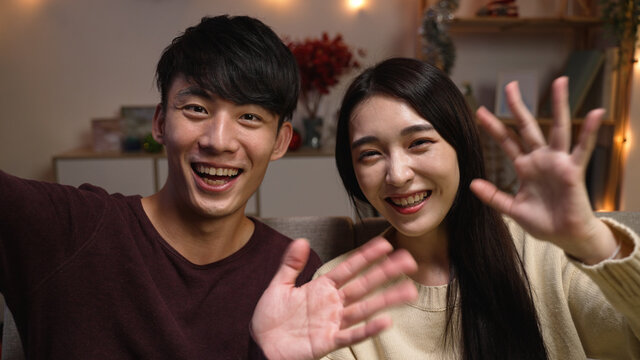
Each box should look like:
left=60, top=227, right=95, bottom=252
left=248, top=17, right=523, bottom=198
left=470, top=77, right=619, bottom=264
left=251, top=237, right=418, bottom=360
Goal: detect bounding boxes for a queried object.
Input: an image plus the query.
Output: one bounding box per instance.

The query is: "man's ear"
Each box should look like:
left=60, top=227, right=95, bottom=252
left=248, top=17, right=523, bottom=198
left=152, top=103, right=166, bottom=144
left=271, top=122, right=293, bottom=161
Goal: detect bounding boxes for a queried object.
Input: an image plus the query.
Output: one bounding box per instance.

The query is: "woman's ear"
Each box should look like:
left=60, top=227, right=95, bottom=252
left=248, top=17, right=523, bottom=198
left=151, top=103, right=165, bottom=144
left=271, top=122, right=293, bottom=161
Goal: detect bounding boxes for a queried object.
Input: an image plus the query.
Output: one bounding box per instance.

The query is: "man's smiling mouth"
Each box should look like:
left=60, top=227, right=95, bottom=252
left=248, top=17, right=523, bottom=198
left=192, top=163, right=242, bottom=185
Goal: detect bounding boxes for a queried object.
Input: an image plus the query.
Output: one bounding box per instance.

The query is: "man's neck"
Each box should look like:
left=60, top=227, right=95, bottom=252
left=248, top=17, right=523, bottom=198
left=141, top=191, right=255, bottom=265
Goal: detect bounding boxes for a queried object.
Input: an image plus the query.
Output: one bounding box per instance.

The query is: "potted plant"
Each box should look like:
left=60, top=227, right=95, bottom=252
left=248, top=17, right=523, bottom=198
left=287, top=33, right=363, bottom=148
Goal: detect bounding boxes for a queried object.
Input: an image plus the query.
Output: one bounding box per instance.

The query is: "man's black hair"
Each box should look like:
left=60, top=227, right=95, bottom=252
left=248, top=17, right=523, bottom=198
left=156, top=15, right=300, bottom=126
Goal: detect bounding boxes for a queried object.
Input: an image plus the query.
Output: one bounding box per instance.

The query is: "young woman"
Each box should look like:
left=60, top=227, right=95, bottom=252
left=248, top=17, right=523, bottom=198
left=318, top=58, right=640, bottom=359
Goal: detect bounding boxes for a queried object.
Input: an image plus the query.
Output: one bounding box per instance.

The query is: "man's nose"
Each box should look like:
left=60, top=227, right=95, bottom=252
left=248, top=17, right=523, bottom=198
left=198, top=117, right=240, bottom=153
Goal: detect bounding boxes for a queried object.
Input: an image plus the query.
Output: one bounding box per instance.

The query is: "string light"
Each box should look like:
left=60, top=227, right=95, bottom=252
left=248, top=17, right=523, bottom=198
left=347, top=0, right=366, bottom=11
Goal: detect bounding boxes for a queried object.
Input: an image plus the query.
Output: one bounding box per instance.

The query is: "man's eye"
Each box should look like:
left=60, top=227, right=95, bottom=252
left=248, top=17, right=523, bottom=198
left=184, top=105, right=207, bottom=114
left=240, top=113, right=261, bottom=122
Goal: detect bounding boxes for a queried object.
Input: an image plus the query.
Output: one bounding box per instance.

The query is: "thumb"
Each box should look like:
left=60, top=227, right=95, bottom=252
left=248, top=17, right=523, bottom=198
left=270, top=238, right=311, bottom=287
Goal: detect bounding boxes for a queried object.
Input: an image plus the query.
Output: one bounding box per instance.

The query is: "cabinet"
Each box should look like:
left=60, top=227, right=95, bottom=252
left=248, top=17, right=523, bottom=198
left=417, top=1, right=634, bottom=210
left=53, top=148, right=354, bottom=218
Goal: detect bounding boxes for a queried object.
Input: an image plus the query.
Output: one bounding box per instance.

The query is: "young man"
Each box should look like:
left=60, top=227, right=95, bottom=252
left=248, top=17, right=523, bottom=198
left=0, top=15, right=417, bottom=359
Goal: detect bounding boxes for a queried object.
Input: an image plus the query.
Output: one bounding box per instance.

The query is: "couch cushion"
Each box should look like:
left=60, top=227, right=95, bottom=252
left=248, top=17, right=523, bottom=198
left=259, top=216, right=356, bottom=263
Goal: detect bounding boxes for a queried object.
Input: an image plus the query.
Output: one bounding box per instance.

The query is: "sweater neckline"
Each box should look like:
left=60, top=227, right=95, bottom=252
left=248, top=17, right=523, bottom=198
left=409, top=279, right=451, bottom=311
left=379, top=227, right=453, bottom=311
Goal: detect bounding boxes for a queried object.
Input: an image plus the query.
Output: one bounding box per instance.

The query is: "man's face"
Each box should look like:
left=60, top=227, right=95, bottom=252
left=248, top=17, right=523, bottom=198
left=153, top=75, right=292, bottom=219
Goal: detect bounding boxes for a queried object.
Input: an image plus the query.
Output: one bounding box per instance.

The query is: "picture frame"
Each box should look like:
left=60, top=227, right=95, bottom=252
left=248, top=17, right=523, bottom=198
left=494, top=70, right=539, bottom=118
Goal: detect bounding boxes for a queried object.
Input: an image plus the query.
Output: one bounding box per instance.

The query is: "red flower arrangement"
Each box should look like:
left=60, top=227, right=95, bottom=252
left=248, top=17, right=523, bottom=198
left=287, top=33, right=364, bottom=119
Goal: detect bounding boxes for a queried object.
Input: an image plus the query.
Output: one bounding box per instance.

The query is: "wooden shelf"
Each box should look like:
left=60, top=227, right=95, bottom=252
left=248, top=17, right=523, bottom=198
left=497, top=118, right=615, bottom=127
left=447, top=16, right=603, bottom=35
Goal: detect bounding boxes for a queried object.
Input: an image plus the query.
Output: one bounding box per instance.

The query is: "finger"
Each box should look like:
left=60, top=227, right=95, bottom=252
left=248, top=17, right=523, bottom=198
left=333, top=315, right=392, bottom=349
left=476, top=106, right=522, bottom=161
left=549, top=76, right=572, bottom=152
left=571, top=108, right=605, bottom=167
left=340, top=280, right=417, bottom=329
left=504, top=81, right=546, bottom=149
left=340, top=249, right=417, bottom=305
left=324, top=237, right=394, bottom=288
left=269, top=238, right=310, bottom=287
left=470, top=178, right=514, bottom=215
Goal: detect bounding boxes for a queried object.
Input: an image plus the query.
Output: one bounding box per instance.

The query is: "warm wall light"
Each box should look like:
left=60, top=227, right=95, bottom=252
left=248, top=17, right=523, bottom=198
left=17, top=0, right=44, bottom=10
left=262, top=0, right=293, bottom=8
left=347, top=0, right=366, bottom=11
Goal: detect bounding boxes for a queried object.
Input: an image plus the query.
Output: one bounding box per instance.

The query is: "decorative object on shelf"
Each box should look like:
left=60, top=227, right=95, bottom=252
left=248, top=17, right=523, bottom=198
left=91, top=118, right=122, bottom=153
left=476, top=0, right=518, bottom=17
left=495, top=70, right=539, bottom=118
left=462, top=82, right=478, bottom=113
left=420, top=0, right=459, bottom=75
left=143, top=133, right=163, bottom=153
left=120, top=105, right=155, bottom=152
left=600, top=0, right=639, bottom=68
left=287, top=33, right=363, bottom=148
left=288, top=128, right=303, bottom=151
left=558, top=0, right=592, bottom=16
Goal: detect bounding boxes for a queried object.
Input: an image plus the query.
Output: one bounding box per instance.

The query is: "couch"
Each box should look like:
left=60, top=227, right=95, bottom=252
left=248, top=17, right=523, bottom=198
left=2, top=213, right=638, bottom=359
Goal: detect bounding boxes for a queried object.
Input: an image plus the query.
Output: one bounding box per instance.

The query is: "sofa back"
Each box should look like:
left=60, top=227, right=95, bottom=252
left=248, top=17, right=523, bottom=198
left=2, top=212, right=638, bottom=359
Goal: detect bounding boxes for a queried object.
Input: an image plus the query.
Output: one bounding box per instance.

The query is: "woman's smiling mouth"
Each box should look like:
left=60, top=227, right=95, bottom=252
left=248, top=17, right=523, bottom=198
left=386, top=191, right=432, bottom=210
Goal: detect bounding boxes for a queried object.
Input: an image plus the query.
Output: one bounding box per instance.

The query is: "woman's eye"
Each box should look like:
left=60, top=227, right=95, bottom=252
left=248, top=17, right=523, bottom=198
left=410, top=139, right=433, bottom=148
left=357, top=150, right=380, bottom=161
left=184, top=105, right=207, bottom=114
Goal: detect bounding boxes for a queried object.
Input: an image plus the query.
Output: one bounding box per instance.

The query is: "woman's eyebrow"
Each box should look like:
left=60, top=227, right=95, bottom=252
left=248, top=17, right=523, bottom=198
left=400, top=124, right=434, bottom=136
left=351, top=136, right=378, bottom=150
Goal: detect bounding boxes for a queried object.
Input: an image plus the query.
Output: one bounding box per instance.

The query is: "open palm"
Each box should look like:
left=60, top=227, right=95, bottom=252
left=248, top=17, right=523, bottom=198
left=251, top=237, right=417, bottom=360
left=471, top=77, right=613, bottom=263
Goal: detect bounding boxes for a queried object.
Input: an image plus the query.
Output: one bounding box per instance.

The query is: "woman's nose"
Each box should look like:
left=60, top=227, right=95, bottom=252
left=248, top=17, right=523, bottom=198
left=386, top=152, right=414, bottom=187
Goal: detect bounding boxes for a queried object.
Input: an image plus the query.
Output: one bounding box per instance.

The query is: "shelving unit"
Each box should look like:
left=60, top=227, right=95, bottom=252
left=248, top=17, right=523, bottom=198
left=417, top=1, right=634, bottom=210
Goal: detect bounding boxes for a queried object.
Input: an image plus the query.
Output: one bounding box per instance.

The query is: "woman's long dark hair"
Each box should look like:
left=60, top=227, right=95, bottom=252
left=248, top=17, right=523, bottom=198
left=335, top=58, right=548, bottom=359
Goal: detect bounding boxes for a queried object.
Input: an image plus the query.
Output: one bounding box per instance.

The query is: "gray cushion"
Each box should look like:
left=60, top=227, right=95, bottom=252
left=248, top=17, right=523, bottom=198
left=259, top=216, right=356, bottom=263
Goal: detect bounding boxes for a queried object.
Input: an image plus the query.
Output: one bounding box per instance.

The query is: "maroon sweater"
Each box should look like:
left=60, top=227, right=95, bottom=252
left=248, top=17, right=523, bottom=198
left=0, top=171, right=322, bottom=359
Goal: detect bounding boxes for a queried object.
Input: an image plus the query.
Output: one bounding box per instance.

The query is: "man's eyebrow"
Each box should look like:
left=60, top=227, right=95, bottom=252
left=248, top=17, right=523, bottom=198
left=400, top=124, right=434, bottom=136
left=175, top=86, right=212, bottom=101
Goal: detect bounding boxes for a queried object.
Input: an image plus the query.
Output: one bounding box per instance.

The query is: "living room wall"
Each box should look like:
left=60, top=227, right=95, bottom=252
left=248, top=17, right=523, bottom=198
left=1, top=0, right=638, bottom=210
left=0, top=0, right=419, bottom=181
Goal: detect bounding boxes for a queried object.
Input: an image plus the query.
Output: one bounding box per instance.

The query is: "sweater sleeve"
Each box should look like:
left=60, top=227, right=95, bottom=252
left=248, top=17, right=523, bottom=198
left=0, top=171, right=109, bottom=302
left=566, top=217, right=640, bottom=358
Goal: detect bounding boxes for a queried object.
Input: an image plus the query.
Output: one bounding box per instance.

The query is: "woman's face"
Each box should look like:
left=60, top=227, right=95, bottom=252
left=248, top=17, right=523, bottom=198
left=349, top=95, right=459, bottom=239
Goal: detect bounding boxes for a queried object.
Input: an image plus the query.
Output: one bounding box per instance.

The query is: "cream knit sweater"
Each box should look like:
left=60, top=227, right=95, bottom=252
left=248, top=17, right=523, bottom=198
left=316, top=217, right=640, bottom=359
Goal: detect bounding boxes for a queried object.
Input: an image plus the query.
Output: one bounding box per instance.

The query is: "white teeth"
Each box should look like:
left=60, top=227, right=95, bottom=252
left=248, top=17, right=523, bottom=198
left=390, top=191, right=428, bottom=207
left=195, top=165, right=239, bottom=177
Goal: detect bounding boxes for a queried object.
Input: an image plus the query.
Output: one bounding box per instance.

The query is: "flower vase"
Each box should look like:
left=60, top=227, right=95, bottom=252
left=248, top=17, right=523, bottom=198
left=303, top=116, right=323, bottom=149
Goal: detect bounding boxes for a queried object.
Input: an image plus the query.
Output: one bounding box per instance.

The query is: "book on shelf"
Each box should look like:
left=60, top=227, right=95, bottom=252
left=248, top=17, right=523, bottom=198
left=539, top=49, right=605, bottom=118
left=600, top=47, right=619, bottom=119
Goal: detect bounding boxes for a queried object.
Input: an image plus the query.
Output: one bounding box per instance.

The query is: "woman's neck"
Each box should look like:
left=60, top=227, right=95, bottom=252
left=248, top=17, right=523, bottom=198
left=390, top=227, right=450, bottom=286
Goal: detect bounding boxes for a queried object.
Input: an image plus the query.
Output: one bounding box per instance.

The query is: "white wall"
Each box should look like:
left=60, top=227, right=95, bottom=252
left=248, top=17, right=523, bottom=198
left=0, top=0, right=419, bottom=181
left=1, top=0, right=638, bottom=210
